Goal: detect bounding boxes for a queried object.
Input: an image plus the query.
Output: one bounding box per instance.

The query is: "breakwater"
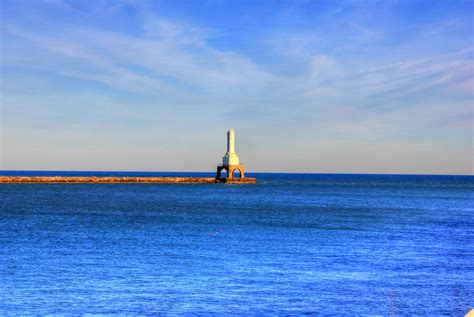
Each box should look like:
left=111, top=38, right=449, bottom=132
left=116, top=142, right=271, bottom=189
left=0, top=176, right=256, bottom=184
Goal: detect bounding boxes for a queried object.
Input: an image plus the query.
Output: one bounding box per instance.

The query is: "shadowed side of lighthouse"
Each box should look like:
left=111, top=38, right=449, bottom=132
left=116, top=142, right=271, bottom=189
left=216, top=129, right=252, bottom=183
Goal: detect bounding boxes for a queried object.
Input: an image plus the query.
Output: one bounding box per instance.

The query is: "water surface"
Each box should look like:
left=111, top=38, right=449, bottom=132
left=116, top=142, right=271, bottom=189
left=1, top=172, right=473, bottom=314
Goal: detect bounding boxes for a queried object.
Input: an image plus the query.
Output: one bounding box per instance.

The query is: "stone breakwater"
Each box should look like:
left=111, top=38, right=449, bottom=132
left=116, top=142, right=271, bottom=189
left=0, top=176, right=256, bottom=184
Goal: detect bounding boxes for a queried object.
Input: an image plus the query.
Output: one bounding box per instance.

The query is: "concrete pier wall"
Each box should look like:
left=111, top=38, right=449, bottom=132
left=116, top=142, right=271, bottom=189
left=0, top=176, right=256, bottom=184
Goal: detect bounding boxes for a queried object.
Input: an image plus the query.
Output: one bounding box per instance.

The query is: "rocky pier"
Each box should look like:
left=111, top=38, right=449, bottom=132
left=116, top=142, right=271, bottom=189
left=0, top=176, right=256, bottom=184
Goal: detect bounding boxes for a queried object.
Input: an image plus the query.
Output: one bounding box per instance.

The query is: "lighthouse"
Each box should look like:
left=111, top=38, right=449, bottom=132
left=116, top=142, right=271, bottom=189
left=222, top=129, right=239, bottom=166
left=216, top=129, right=246, bottom=180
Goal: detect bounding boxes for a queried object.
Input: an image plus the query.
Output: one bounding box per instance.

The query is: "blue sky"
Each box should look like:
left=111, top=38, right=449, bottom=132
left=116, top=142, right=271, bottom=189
left=1, top=0, right=473, bottom=174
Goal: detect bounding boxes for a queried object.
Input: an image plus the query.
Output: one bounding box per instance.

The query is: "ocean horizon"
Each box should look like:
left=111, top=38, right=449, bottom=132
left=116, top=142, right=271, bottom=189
left=1, top=171, right=472, bottom=314
left=1, top=170, right=473, bottom=177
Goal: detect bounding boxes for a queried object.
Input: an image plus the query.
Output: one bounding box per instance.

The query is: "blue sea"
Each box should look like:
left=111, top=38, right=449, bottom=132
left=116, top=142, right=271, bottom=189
left=0, top=171, right=473, bottom=315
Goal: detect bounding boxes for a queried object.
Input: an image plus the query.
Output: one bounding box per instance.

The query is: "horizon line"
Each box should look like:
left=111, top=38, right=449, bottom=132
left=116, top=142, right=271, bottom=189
left=0, top=169, right=472, bottom=177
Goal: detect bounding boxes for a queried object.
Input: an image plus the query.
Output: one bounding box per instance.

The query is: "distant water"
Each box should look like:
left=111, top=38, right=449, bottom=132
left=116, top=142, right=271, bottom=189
left=1, top=171, right=473, bottom=315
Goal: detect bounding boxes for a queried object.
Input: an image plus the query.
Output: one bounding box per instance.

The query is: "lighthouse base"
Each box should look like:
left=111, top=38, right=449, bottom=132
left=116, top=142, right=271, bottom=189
left=216, top=164, right=245, bottom=180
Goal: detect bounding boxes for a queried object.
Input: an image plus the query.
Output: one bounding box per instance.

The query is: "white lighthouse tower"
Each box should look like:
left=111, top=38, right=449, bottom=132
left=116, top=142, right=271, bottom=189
left=222, top=128, right=239, bottom=166
left=216, top=129, right=245, bottom=179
